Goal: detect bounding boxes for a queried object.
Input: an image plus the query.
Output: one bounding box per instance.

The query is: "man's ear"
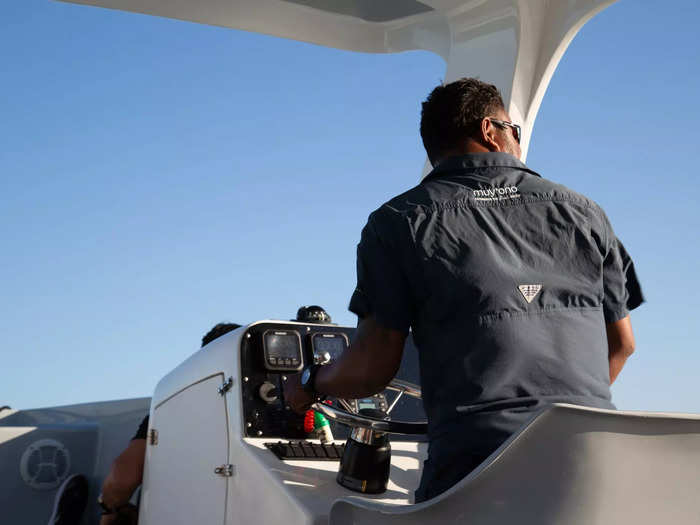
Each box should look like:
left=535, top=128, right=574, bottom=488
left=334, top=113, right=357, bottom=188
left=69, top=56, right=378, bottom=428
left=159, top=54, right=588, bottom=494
left=480, top=118, right=502, bottom=152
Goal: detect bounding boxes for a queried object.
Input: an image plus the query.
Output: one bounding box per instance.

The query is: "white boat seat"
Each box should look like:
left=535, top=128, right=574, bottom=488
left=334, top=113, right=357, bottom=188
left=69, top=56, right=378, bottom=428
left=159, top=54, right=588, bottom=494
left=329, top=403, right=700, bottom=525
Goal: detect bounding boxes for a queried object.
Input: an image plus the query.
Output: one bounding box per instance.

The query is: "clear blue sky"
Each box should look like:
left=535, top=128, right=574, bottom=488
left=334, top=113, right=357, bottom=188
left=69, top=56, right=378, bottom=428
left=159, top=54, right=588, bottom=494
left=2, top=0, right=699, bottom=413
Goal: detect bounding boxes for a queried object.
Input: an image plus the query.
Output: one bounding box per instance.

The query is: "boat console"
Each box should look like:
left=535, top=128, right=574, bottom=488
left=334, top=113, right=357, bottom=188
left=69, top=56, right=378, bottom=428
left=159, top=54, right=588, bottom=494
left=136, top=320, right=429, bottom=525
left=238, top=321, right=425, bottom=442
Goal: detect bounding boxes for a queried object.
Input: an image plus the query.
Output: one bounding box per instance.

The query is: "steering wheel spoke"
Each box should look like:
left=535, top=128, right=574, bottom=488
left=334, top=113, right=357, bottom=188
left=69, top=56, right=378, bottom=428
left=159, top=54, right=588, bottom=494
left=312, top=379, right=427, bottom=435
left=386, top=390, right=404, bottom=414
left=336, top=398, right=357, bottom=413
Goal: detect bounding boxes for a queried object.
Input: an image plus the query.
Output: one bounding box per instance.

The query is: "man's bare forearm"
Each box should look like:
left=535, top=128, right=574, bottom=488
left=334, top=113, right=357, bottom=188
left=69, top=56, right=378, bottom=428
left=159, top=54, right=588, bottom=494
left=609, top=352, right=632, bottom=384
left=101, top=472, right=135, bottom=509
left=315, top=350, right=388, bottom=399
left=101, top=439, right=146, bottom=508
left=606, top=315, right=635, bottom=384
left=283, top=317, right=407, bottom=413
left=314, top=317, right=406, bottom=399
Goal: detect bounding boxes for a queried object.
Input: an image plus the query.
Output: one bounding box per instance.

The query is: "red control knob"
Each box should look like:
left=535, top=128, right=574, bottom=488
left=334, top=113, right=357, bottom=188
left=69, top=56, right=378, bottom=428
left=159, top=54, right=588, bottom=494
left=303, top=409, right=315, bottom=434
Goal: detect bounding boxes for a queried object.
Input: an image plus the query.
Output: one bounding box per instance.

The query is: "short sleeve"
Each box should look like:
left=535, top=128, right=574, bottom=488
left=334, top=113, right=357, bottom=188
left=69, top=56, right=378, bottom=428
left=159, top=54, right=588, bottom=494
left=601, top=233, right=644, bottom=323
left=348, top=212, right=414, bottom=333
left=132, top=415, right=149, bottom=441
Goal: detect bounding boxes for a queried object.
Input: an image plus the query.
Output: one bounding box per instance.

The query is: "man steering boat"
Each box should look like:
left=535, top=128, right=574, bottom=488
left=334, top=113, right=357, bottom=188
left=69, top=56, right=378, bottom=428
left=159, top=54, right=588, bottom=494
left=285, top=77, right=643, bottom=502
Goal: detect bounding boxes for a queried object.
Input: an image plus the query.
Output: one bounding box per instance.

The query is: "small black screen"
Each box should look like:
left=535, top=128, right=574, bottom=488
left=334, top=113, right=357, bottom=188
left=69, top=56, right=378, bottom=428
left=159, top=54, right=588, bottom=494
left=312, top=334, right=347, bottom=361
left=264, top=332, right=301, bottom=360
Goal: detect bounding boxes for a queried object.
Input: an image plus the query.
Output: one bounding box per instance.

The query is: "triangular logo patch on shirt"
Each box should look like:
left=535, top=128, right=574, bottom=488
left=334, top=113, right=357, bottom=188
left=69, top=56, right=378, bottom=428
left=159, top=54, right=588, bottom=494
left=518, top=284, right=542, bottom=304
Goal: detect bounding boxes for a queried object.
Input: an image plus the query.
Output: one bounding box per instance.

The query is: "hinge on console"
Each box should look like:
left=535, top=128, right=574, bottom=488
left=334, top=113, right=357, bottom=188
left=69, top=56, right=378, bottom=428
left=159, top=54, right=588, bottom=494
left=218, top=376, right=233, bottom=396
left=214, top=464, right=235, bottom=477
left=148, top=429, right=158, bottom=446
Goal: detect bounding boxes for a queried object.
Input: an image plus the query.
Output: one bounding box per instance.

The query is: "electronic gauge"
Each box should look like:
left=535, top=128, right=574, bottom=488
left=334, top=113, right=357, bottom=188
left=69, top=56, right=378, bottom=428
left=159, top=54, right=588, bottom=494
left=348, top=394, right=389, bottom=413
left=262, top=330, right=303, bottom=372
left=310, top=332, right=349, bottom=364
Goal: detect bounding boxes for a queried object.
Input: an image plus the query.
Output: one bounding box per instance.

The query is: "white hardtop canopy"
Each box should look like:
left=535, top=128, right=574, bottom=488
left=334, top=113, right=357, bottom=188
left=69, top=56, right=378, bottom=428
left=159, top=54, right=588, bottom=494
left=57, top=0, right=617, bottom=160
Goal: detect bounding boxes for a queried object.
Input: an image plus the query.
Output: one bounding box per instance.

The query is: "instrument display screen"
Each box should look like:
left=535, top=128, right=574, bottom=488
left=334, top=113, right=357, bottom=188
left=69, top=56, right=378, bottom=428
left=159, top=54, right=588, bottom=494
left=351, top=394, right=388, bottom=413
left=311, top=332, right=349, bottom=363
left=357, top=398, right=378, bottom=411
left=262, top=330, right=303, bottom=371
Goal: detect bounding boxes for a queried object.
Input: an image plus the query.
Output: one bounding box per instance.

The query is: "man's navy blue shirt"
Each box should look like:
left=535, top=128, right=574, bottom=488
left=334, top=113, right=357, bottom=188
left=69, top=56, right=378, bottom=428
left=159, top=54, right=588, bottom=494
left=349, top=153, right=643, bottom=500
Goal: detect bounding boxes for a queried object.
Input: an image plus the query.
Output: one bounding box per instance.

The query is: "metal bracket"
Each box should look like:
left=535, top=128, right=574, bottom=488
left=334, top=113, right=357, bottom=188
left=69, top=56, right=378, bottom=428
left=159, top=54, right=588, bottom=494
left=214, top=464, right=235, bottom=477
left=218, top=377, right=233, bottom=396
left=148, top=429, right=158, bottom=446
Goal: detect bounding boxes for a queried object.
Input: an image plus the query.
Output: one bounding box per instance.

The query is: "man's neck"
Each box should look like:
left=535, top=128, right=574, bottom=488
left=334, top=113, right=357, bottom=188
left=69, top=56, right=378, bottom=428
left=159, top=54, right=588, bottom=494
left=439, top=139, right=494, bottom=160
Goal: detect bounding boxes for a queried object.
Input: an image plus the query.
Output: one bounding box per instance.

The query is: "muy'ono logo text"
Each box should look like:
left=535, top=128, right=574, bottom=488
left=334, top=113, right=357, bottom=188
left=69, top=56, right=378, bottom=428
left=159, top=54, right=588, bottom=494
left=472, top=186, right=520, bottom=200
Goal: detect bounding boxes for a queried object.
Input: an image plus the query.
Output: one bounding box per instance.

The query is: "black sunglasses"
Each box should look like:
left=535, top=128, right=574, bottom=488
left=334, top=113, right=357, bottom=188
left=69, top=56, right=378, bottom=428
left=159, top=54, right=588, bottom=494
left=488, top=118, right=521, bottom=144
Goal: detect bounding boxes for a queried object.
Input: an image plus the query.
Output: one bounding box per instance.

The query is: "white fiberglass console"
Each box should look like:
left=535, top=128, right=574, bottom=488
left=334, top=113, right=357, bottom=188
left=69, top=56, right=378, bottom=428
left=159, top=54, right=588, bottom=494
left=138, top=320, right=428, bottom=525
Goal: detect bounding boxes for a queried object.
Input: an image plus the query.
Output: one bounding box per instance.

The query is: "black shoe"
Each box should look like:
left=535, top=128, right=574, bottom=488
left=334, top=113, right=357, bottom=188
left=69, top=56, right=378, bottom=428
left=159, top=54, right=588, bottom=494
left=48, top=473, right=88, bottom=525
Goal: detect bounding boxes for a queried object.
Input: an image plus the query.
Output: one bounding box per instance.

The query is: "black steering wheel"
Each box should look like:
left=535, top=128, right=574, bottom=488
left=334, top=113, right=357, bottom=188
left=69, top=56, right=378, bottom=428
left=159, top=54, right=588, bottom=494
left=312, top=378, right=427, bottom=435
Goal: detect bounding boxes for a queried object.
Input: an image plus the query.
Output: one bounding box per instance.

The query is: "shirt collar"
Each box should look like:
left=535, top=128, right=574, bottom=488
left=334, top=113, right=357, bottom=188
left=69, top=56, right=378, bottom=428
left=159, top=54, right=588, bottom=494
left=424, top=152, right=541, bottom=181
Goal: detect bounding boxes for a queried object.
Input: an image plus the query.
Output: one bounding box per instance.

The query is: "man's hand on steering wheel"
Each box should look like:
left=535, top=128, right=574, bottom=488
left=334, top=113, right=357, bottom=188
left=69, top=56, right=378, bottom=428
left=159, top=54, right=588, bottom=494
left=284, top=372, right=427, bottom=435
left=284, top=373, right=316, bottom=414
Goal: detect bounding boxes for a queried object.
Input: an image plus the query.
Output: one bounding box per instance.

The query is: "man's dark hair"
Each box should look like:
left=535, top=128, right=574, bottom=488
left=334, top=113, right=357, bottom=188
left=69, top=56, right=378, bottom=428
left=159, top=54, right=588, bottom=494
left=420, top=78, right=505, bottom=164
left=201, top=322, right=241, bottom=347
